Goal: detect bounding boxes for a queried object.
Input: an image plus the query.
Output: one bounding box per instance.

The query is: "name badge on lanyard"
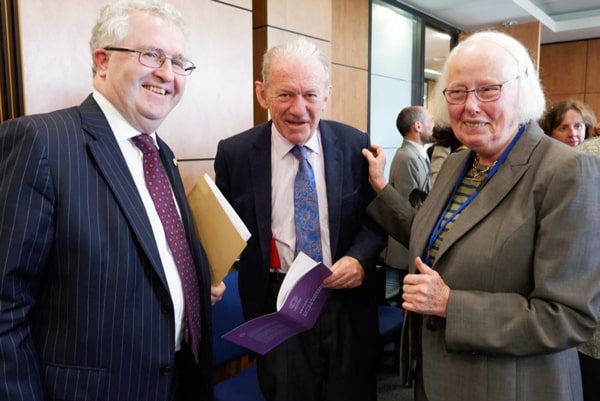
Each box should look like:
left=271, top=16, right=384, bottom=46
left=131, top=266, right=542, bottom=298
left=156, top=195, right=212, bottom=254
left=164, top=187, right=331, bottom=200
left=424, top=123, right=526, bottom=265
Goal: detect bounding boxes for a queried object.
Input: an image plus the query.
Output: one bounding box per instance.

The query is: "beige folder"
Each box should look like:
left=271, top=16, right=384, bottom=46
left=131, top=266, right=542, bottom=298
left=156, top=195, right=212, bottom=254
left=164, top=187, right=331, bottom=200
left=187, top=173, right=251, bottom=285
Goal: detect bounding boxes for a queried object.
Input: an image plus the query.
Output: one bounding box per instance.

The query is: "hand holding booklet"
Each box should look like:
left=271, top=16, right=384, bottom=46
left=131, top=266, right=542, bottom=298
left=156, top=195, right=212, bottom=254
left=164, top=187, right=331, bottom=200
left=222, top=252, right=332, bottom=355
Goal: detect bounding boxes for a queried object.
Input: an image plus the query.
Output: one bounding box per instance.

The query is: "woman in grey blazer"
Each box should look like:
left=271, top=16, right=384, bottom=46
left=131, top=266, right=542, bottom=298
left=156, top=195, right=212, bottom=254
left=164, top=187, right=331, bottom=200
left=576, top=136, right=600, bottom=401
left=363, top=31, right=600, bottom=401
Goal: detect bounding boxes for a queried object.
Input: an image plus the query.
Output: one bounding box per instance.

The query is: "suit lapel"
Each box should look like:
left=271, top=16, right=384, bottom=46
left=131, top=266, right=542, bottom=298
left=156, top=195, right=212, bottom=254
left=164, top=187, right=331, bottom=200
left=419, top=126, right=540, bottom=269
left=81, top=95, right=170, bottom=288
left=156, top=136, right=185, bottom=217
left=410, top=150, right=465, bottom=270
left=249, top=123, right=274, bottom=264
left=403, top=140, right=431, bottom=192
left=320, top=121, right=343, bottom=256
left=156, top=135, right=199, bottom=258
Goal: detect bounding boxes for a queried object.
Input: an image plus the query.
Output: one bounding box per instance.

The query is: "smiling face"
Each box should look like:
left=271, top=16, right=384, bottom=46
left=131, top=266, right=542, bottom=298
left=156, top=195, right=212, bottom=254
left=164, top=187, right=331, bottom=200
left=551, top=109, right=586, bottom=147
left=255, top=55, right=330, bottom=146
left=93, top=11, right=187, bottom=133
left=445, top=42, right=521, bottom=163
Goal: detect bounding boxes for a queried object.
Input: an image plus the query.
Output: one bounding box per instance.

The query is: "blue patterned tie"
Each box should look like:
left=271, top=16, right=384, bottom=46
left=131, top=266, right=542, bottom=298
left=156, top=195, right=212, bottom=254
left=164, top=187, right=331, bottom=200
left=132, top=134, right=201, bottom=362
left=291, top=145, right=322, bottom=262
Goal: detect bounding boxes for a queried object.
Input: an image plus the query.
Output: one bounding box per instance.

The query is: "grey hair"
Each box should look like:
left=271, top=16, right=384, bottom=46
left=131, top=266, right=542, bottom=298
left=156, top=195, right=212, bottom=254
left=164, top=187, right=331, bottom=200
left=261, top=37, right=330, bottom=89
left=89, top=0, right=188, bottom=76
left=432, top=31, right=546, bottom=127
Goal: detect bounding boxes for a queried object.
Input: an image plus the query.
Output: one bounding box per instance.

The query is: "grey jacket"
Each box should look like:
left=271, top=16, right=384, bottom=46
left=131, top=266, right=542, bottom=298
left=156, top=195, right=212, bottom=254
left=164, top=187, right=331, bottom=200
left=368, top=123, right=600, bottom=401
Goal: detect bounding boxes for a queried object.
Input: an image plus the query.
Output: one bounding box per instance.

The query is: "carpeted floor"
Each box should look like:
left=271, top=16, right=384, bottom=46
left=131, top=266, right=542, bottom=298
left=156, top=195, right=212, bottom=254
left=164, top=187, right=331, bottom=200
left=377, top=371, right=413, bottom=401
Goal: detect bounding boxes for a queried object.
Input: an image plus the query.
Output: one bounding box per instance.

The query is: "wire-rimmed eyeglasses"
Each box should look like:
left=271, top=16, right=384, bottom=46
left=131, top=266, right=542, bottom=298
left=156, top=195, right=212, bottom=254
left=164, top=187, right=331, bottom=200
left=442, top=76, right=520, bottom=105
left=104, top=47, right=196, bottom=76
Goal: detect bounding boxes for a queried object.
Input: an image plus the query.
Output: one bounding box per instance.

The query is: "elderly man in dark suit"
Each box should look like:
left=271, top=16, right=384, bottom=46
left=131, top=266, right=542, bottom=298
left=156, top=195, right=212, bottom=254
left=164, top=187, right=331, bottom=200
left=214, top=38, right=386, bottom=401
left=0, top=1, right=221, bottom=400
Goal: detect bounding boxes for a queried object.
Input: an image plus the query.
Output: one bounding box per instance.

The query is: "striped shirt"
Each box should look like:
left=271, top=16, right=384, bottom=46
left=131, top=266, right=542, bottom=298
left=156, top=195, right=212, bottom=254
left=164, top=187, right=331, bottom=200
left=427, top=169, right=488, bottom=264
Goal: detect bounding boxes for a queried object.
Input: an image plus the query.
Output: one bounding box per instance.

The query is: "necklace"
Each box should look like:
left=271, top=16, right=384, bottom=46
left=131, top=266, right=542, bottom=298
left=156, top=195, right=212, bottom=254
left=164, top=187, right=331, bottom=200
left=470, top=154, right=496, bottom=180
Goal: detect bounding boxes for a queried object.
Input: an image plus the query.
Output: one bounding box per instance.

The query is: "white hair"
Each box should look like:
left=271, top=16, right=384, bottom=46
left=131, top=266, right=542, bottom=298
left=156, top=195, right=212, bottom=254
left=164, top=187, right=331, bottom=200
left=89, top=0, right=187, bottom=76
left=261, top=37, right=330, bottom=89
left=432, top=31, right=546, bottom=127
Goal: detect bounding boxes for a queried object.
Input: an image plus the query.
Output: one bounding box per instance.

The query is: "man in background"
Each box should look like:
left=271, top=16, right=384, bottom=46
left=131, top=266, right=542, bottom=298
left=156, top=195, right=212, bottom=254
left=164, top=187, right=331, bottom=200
left=382, top=106, right=434, bottom=301
left=214, top=38, right=386, bottom=401
left=0, top=1, right=220, bottom=400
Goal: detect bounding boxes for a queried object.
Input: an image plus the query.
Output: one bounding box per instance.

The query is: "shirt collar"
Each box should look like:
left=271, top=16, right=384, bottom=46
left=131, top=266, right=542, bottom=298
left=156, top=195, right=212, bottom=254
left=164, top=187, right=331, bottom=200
left=271, top=123, right=321, bottom=160
left=92, top=91, right=158, bottom=146
left=404, top=139, right=428, bottom=160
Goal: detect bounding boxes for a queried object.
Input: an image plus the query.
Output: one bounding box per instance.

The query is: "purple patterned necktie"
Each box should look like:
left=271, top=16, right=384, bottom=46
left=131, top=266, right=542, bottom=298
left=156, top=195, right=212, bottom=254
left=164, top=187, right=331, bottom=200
left=132, top=133, right=201, bottom=362
left=291, top=145, right=322, bottom=262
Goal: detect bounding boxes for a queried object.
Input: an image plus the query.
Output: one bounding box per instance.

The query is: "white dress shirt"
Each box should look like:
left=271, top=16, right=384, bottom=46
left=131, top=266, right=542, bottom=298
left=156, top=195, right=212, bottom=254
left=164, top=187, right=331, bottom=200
left=270, top=126, right=332, bottom=272
left=93, top=91, right=185, bottom=351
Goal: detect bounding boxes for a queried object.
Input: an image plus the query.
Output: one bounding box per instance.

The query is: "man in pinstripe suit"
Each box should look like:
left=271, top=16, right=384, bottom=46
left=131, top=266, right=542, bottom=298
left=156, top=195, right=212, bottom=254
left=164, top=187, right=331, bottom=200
left=0, top=1, right=220, bottom=400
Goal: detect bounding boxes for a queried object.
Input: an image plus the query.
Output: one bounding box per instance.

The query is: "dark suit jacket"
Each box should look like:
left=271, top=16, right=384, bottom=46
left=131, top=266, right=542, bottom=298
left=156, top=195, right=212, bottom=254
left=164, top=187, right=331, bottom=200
left=0, top=95, right=213, bottom=401
left=368, top=123, right=600, bottom=401
left=214, top=120, right=386, bottom=354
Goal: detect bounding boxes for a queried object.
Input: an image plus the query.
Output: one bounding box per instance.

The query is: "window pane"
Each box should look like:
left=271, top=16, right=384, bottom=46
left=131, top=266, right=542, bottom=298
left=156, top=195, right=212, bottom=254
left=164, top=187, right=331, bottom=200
left=370, top=0, right=417, bottom=178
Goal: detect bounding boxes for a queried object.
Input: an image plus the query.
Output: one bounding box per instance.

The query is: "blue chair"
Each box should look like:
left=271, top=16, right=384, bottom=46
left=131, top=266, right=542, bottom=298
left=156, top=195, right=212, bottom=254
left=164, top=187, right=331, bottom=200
left=212, top=270, right=266, bottom=401
left=378, top=304, right=404, bottom=374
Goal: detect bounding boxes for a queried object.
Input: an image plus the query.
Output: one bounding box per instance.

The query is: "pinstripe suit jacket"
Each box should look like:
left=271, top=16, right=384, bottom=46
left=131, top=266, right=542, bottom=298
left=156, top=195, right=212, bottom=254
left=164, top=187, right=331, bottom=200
left=0, top=95, right=213, bottom=401
left=214, top=120, right=387, bottom=356
left=368, top=123, right=600, bottom=401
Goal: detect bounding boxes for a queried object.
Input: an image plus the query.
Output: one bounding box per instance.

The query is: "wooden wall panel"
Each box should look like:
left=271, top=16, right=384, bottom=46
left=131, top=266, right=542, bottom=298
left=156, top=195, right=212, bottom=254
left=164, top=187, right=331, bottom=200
left=264, top=0, right=331, bottom=41
left=540, top=38, right=600, bottom=120
left=545, top=93, right=585, bottom=106
left=498, top=22, right=541, bottom=69
left=18, top=0, right=254, bottom=193
left=19, top=0, right=104, bottom=114
left=217, top=0, right=251, bottom=10
left=330, top=64, right=367, bottom=131
left=585, top=39, right=600, bottom=93
left=166, top=0, right=253, bottom=191
left=1, top=0, right=24, bottom=121
left=462, top=22, right=541, bottom=70
left=539, top=41, right=588, bottom=97
left=162, top=0, right=253, bottom=160
left=584, top=93, right=600, bottom=121
left=331, top=0, right=368, bottom=69
left=252, top=26, right=268, bottom=125
left=330, top=0, right=368, bottom=130
left=178, top=159, right=216, bottom=196
left=426, top=79, right=438, bottom=115
left=253, top=0, right=267, bottom=27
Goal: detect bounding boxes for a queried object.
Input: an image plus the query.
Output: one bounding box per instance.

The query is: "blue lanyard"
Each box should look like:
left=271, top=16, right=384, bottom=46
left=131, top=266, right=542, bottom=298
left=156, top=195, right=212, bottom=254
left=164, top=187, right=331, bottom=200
left=424, top=123, right=527, bottom=265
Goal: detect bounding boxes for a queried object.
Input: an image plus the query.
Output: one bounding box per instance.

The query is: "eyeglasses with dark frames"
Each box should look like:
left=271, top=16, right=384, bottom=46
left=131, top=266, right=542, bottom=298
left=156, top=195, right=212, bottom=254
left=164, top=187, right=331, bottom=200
left=104, top=47, right=196, bottom=76
left=442, top=76, right=521, bottom=105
